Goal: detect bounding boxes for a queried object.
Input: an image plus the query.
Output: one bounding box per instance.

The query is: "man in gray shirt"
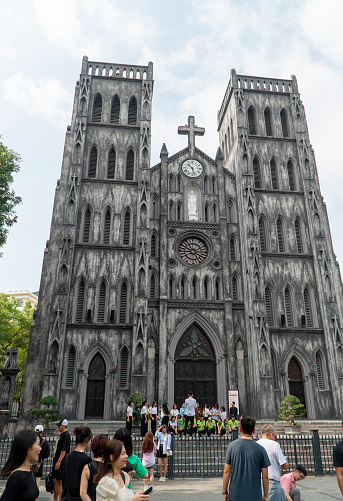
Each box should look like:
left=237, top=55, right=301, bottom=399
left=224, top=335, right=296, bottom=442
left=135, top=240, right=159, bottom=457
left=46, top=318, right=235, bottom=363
left=223, top=416, right=270, bottom=501
left=184, top=392, right=197, bottom=436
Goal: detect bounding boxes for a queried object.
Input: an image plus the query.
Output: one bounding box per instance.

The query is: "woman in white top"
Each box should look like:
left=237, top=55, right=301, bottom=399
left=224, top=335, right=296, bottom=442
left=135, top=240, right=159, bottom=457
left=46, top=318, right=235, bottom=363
left=94, top=439, right=149, bottom=501
left=148, top=401, right=158, bottom=435
left=155, top=425, right=171, bottom=482
left=170, top=403, right=179, bottom=420
left=140, top=401, right=148, bottom=437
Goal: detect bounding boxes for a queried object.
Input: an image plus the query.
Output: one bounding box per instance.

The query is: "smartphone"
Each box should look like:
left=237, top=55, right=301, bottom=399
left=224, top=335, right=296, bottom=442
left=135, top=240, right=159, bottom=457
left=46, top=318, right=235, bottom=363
left=144, top=486, right=153, bottom=495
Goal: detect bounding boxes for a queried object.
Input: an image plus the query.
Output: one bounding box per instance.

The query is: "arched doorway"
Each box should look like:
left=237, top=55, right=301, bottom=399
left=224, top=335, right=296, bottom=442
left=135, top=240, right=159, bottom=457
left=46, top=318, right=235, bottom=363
left=288, top=356, right=307, bottom=417
left=174, top=324, right=216, bottom=408
left=85, top=353, right=106, bottom=418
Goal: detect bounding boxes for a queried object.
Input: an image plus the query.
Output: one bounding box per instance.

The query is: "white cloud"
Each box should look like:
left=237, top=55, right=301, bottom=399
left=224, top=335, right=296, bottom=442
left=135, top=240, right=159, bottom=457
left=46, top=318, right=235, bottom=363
left=4, top=74, right=72, bottom=129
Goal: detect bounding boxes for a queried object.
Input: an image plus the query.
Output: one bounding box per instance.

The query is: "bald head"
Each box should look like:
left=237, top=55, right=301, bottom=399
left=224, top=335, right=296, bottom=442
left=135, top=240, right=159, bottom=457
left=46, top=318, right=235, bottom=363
left=261, top=424, right=275, bottom=438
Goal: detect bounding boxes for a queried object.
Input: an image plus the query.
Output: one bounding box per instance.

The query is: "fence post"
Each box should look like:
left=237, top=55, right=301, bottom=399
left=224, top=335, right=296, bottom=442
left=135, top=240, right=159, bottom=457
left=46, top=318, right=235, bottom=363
left=311, top=429, right=324, bottom=476
left=168, top=434, right=174, bottom=479
left=231, top=429, right=239, bottom=441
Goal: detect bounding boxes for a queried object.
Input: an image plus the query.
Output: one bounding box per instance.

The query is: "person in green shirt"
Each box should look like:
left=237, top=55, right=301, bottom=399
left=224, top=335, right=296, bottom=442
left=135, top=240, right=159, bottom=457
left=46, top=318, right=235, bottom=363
left=206, top=417, right=216, bottom=436
left=114, top=428, right=148, bottom=489
left=227, top=416, right=239, bottom=434
left=197, top=416, right=206, bottom=437
left=217, top=416, right=226, bottom=436
left=178, top=416, right=186, bottom=436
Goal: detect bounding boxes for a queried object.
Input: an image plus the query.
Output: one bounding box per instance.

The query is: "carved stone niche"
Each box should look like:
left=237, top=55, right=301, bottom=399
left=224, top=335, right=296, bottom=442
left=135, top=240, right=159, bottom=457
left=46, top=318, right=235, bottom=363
left=0, top=349, right=20, bottom=415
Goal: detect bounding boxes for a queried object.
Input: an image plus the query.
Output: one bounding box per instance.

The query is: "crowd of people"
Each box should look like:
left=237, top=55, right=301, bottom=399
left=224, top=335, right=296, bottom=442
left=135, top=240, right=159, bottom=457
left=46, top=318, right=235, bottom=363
left=127, top=393, right=241, bottom=438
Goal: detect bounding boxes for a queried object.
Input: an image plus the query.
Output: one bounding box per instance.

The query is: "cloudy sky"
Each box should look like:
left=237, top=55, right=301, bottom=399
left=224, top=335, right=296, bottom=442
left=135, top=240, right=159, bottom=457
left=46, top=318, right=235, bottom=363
left=0, top=0, right=343, bottom=292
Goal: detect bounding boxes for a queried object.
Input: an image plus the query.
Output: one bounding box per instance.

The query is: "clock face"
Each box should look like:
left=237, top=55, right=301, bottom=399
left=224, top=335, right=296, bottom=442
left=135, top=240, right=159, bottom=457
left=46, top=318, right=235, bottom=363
left=181, top=159, right=203, bottom=177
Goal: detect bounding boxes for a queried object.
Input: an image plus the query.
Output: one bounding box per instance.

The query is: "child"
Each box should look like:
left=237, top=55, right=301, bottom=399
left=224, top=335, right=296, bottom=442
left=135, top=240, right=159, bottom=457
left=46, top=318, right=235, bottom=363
left=155, top=424, right=171, bottom=481
left=142, top=431, right=156, bottom=490
left=121, top=461, right=134, bottom=499
left=197, top=416, right=206, bottom=437
left=206, top=417, right=216, bottom=436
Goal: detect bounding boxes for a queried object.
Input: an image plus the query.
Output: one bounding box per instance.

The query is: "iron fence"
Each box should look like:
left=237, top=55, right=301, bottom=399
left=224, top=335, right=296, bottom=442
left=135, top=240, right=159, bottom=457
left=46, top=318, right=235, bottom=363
left=0, top=430, right=340, bottom=479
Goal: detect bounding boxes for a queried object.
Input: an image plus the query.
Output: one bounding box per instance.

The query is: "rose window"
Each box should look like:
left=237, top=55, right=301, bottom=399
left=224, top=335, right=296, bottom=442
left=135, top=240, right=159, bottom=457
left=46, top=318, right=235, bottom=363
left=178, top=237, right=208, bottom=265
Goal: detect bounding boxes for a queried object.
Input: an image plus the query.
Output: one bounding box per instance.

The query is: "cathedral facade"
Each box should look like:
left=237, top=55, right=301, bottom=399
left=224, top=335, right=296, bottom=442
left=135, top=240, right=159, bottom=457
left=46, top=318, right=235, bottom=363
left=21, top=57, right=343, bottom=421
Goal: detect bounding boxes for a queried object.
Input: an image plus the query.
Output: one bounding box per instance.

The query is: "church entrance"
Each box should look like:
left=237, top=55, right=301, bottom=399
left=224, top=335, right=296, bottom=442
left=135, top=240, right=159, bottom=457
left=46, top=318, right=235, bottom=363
left=288, top=356, right=307, bottom=417
left=174, top=324, right=216, bottom=409
left=85, top=353, right=106, bottom=419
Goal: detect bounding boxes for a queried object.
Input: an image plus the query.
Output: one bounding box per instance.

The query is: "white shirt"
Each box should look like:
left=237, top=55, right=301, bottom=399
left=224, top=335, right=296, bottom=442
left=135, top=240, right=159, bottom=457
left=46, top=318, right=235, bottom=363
left=127, top=405, right=133, bottom=417
left=156, top=431, right=171, bottom=454
left=170, top=408, right=179, bottom=418
left=149, top=406, right=157, bottom=415
left=185, top=396, right=197, bottom=416
left=141, top=405, right=148, bottom=415
left=203, top=407, right=211, bottom=417
left=220, top=411, right=227, bottom=420
left=257, top=437, right=288, bottom=481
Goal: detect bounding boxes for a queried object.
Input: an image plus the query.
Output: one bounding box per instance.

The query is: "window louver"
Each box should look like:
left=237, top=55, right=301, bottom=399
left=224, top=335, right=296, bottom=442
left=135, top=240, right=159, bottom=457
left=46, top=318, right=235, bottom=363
left=110, top=95, right=120, bottom=124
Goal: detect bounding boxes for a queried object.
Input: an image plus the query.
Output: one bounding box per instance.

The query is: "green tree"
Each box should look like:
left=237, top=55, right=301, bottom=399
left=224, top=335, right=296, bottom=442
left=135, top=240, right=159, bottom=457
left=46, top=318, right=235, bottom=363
left=31, top=395, right=60, bottom=427
left=125, top=392, right=145, bottom=425
left=0, top=136, right=22, bottom=253
left=0, top=293, right=33, bottom=374
left=278, top=394, right=306, bottom=425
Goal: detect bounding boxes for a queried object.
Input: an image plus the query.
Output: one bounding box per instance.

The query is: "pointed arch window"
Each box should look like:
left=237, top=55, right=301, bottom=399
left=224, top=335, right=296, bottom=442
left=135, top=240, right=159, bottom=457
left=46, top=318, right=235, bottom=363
left=270, top=159, right=278, bottom=189
left=110, top=94, right=120, bottom=124
left=259, top=216, right=267, bottom=251
left=232, top=276, right=238, bottom=300
left=169, top=200, right=174, bottom=220
left=169, top=174, right=174, bottom=192
left=253, top=157, right=261, bottom=189
left=215, top=277, right=221, bottom=300
left=212, top=176, right=217, bottom=194
left=287, top=160, right=296, bottom=191
left=168, top=276, right=175, bottom=299
left=294, top=218, right=303, bottom=253
left=248, top=106, right=256, bottom=135
left=92, top=93, right=102, bottom=122
left=176, top=175, right=182, bottom=192
left=119, top=347, right=129, bottom=388
left=280, top=108, right=289, bottom=137
left=107, top=147, right=116, bottom=179
left=303, top=287, right=313, bottom=327
left=271, top=350, right=279, bottom=389
left=325, top=274, right=332, bottom=301
left=128, top=96, right=137, bottom=125
left=150, top=274, right=156, bottom=298
left=284, top=286, right=293, bottom=326
left=230, top=236, right=236, bottom=261
left=177, top=202, right=182, bottom=221
left=126, top=149, right=134, bottom=180
left=82, top=205, right=92, bottom=242
left=264, top=108, right=273, bottom=136
left=315, top=351, right=324, bottom=390
left=204, top=176, right=209, bottom=194
left=119, top=281, right=128, bottom=323
left=58, top=264, right=68, bottom=293
left=180, top=277, right=187, bottom=300
left=204, top=203, right=209, bottom=222
left=123, top=209, right=131, bottom=245
left=48, top=341, right=59, bottom=373
left=276, top=217, right=285, bottom=252
left=103, top=208, right=111, bottom=244
left=265, top=285, right=273, bottom=326
left=203, top=276, right=209, bottom=300
left=213, top=204, right=218, bottom=222
left=88, top=146, right=97, bottom=178
left=150, top=233, right=157, bottom=257
left=75, top=279, right=85, bottom=322
left=97, top=279, right=107, bottom=322
left=65, top=346, right=76, bottom=387
left=66, top=199, right=75, bottom=224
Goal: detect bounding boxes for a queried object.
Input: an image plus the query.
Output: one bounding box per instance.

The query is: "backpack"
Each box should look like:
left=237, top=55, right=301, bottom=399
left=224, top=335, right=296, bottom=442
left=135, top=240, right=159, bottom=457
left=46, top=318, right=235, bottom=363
left=45, top=471, right=54, bottom=493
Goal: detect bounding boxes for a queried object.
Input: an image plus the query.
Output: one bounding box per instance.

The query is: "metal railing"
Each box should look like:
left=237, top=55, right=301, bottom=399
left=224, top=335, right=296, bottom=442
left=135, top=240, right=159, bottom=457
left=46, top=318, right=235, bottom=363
left=0, top=430, right=339, bottom=479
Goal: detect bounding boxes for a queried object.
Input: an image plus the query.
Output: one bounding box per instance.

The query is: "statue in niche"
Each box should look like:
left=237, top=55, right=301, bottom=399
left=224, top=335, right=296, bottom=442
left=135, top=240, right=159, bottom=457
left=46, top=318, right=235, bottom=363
left=188, top=188, right=198, bottom=221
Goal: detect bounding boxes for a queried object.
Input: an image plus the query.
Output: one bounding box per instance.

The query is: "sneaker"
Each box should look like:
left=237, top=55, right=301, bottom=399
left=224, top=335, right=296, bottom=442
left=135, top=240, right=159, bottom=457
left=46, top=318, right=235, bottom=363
left=158, top=477, right=164, bottom=482
left=162, top=477, right=167, bottom=481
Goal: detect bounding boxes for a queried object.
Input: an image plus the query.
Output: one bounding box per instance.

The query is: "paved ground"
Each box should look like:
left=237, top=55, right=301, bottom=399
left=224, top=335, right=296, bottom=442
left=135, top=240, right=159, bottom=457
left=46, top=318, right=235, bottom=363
left=0, top=476, right=342, bottom=500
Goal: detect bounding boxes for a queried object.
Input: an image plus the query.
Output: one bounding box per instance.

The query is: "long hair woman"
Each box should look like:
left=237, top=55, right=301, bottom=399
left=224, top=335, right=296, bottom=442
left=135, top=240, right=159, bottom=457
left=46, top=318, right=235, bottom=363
left=141, top=432, right=156, bottom=489
left=80, top=433, right=109, bottom=501
left=64, top=426, right=93, bottom=501
left=114, top=428, right=148, bottom=490
left=94, top=439, right=149, bottom=501
left=148, top=401, right=158, bottom=435
left=1, top=429, right=41, bottom=501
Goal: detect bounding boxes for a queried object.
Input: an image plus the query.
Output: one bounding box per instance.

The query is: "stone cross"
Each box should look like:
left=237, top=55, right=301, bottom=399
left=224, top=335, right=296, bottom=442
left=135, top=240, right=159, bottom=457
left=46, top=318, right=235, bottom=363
left=178, top=116, right=205, bottom=156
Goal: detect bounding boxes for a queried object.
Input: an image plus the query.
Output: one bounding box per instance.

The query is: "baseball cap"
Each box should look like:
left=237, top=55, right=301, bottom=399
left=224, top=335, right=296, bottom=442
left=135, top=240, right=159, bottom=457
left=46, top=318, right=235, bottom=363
left=56, top=419, right=68, bottom=426
left=35, top=425, right=44, bottom=432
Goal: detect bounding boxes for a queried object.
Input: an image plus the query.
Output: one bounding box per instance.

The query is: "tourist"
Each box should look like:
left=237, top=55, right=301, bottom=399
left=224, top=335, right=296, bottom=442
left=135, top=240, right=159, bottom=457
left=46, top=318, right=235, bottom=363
left=94, top=439, right=149, bottom=501
left=196, top=416, right=206, bottom=437
left=63, top=426, right=92, bottom=501
left=280, top=465, right=307, bottom=501
left=169, top=416, right=178, bottom=435
left=184, top=392, right=197, bottom=436
left=140, top=401, right=148, bottom=437
left=257, top=424, right=289, bottom=501
left=114, top=428, right=148, bottom=490
left=206, top=417, right=216, bottom=436
left=211, top=403, right=220, bottom=422
left=126, top=401, right=134, bottom=435
left=229, top=401, right=238, bottom=420
left=178, top=415, right=186, bottom=436
left=0, top=429, right=41, bottom=501
left=53, top=418, right=71, bottom=501
left=217, top=417, right=226, bottom=436
left=203, top=404, right=211, bottom=422
left=195, top=402, right=202, bottom=422
left=227, top=415, right=239, bottom=434
left=155, top=424, right=171, bottom=481
left=33, top=424, right=50, bottom=491
left=148, top=401, right=158, bottom=435
left=222, top=416, right=270, bottom=501
left=142, top=431, right=156, bottom=490
left=170, top=403, right=179, bottom=420
left=220, top=406, right=227, bottom=421
left=160, top=403, right=170, bottom=428
left=179, top=402, right=186, bottom=418
left=80, top=433, right=109, bottom=501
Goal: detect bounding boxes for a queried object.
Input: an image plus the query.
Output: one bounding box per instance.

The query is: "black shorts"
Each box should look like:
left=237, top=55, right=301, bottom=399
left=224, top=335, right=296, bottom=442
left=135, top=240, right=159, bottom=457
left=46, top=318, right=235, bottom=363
left=52, top=462, right=65, bottom=481
left=156, top=445, right=167, bottom=458
left=36, top=462, right=43, bottom=478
